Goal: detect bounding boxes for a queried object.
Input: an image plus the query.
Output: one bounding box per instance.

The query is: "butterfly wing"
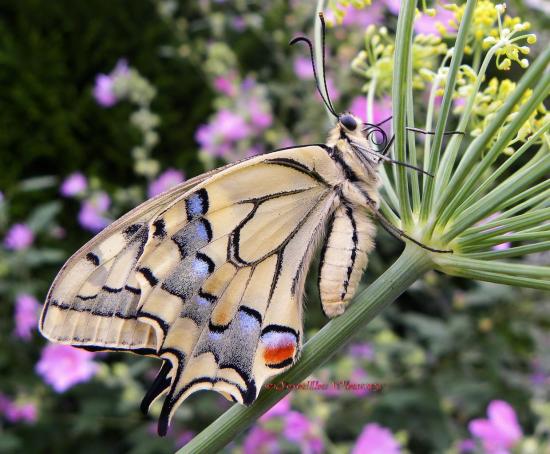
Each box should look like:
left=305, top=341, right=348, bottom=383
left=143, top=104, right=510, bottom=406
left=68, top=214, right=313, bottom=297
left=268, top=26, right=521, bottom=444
left=40, top=145, right=342, bottom=434
left=40, top=165, right=233, bottom=354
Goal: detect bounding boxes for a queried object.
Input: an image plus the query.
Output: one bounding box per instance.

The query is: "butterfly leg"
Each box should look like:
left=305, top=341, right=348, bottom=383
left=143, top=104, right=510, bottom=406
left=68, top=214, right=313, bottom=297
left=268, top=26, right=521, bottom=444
left=405, top=127, right=464, bottom=136
left=372, top=209, right=452, bottom=253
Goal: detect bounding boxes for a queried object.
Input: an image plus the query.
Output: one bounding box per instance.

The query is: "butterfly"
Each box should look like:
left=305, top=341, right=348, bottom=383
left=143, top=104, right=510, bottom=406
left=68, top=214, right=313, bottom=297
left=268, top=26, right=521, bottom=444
left=39, top=14, right=457, bottom=435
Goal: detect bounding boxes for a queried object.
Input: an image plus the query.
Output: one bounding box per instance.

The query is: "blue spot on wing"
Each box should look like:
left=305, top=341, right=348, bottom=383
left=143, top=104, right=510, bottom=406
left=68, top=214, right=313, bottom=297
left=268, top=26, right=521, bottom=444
left=238, top=311, right=260, bottom=332
left=186, top=189, right=209, bottom=220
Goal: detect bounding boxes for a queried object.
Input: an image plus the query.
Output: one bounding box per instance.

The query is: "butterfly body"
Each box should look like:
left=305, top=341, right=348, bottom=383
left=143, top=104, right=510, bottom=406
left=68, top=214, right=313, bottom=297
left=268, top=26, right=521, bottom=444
left=39, top=114, right=382, bottom=434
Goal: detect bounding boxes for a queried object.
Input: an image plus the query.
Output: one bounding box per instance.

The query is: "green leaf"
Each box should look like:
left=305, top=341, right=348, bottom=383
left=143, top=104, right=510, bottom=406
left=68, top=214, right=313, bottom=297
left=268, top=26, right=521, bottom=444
left=26, top=201, right=62, bottom=233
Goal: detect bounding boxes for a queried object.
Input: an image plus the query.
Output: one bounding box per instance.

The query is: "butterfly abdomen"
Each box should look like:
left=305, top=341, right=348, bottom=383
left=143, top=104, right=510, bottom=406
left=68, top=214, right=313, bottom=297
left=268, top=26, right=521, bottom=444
left=318, top=204, right=376, bottom=317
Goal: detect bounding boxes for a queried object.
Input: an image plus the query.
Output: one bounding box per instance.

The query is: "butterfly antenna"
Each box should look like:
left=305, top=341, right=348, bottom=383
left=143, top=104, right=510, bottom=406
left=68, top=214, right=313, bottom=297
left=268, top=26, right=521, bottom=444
left=318, top=12, right=337, bottom=116
left=376, top=115, right=393, bottom=127
left=289, top=15, right=338, bottom=118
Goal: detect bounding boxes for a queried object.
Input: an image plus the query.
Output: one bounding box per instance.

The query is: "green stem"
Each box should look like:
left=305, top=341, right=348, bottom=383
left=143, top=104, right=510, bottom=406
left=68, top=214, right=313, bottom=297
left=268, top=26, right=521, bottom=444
left=442, top=153, right=550, bottom=242
left=422, top=71, right=442, bottom=192
left=380, top=198, right=401, bottom=227
left=452, top=125, right=550, bottom=219
left=462, top=241, right=550, bottom=260
left=392, top=0, right=417, bottom=229
left=434, top=255, right=550, bottom=279
left=459, top=232, right=550, bottom=251
left=419, top=0, right=476, bottom=225
left=441, top=267, right=550, bottom=290
left=432, top=44, right=499, bottom=203
left=458, top=207, right=550, bottom=240
left=177, top=245, right=432, bottom=453
left=368, top=78, right=400, bottom=213
left=407, top=55, right=420, bottom=214
left=497, top=182, right=550, bottom=220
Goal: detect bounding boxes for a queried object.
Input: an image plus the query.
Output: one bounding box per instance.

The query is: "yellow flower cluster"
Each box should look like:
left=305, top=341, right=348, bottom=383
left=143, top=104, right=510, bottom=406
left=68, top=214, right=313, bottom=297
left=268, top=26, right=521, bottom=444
left=454, top=77, right=548, bottom=152
left=412, top=34, right=448, bottom=89
left=439, top=0, right=499, bottom=50
left=351, top=25, right=394, bottom=92
left=420, top=62, right=477, bottom=98
left=484, top=6, right=536, bottom=70
left=326, top=0, right=371, bottom=26
left=352, top=25, right=447, bottom=94
left=439, top=1, right=536, bottom=69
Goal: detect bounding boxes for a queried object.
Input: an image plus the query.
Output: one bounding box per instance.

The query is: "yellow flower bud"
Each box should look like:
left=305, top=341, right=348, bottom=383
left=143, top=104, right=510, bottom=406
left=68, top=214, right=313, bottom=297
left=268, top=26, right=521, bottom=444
left=424, top=8, right=436, bottom=17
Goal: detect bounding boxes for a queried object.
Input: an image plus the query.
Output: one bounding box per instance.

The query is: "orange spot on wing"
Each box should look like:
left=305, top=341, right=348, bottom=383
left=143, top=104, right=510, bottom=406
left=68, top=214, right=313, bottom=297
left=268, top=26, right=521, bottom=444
left=263, top=344, right=295, bottom=365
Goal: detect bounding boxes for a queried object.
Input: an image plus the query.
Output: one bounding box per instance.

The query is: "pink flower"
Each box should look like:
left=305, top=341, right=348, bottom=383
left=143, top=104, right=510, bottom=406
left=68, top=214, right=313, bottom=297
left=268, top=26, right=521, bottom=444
left=93, top=59, right=129, bottom=107
left=315, top=76, right=340, bottom=103
left=214, top=75, right=236, bottom=96
left=350, top=368, right=370, bottom=397
left=176, top=430, right=195, bottom=447
left=148, top=169, right=185, bottom=198
left=5, top=402, right=38, bottom=424
left=492, top=242, right=511, bottom=251
left=458, top=439, right=477, bottom=453
left=0, top=395, right=38, bottom=424
left=349, top=342, right=374, bottom=360
left=4, top=223, right=34, bottom=250
left=78, top=191, right=111, bottom=232
left=283, top=411, right=311, bottom=442
left=282, top=411, right=324, bottom=454
left=294, top=56, right=314, bottom=80
left=348, top=96, right=393, bottom=144
left=60, top=172, right=88, bottom=197
left=243, top=426, right=280, bottom=454
left=384, top=0, right=401, bottom=15
left=414, top=4, right=455, bottom=36
left=14, top=294, right=40, bottom=341
left=36, top=344, right=99, bottom=393
left=231, top=17, right=247, bottom=32
left=216, top=109, right=251, bottom=141
left=93, top=74, right=117, bottom=107
left=348, top=96, right=392, bottom=125
left=195, top=109, right=251, bottom=158
left=468, top=400, right=523, bottom=454
left=260, top=395, right=291, bottom=422
left=352, top=423, right=401, bottom=454
left=247, top=98, right=273, bottom=129
left=328, top=3, right=385, bottom=27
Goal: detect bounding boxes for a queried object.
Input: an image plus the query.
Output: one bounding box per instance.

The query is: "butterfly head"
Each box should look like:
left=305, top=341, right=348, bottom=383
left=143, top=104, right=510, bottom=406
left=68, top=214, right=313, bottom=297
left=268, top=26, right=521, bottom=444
left=334, top=113, right=389, bottom=168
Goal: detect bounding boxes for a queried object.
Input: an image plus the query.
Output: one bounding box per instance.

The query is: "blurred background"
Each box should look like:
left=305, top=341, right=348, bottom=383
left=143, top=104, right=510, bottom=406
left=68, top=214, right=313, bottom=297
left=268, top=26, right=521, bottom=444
left=0, top=0, right=549, bottom=452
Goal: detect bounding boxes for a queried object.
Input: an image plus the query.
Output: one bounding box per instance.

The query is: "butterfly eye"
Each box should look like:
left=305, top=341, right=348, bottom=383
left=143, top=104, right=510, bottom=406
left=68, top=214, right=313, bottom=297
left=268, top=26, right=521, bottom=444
left=339, top=114, right=357, bottom=131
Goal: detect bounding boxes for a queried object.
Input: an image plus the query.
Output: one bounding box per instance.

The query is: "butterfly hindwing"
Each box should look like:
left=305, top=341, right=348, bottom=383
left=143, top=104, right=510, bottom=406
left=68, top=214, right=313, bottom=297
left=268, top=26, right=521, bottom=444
left=39, top=145, right=344, bottom=434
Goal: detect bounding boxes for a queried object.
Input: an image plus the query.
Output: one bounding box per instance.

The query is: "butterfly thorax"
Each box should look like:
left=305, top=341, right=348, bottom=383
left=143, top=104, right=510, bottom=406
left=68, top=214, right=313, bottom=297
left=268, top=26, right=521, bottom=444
left=326, top=121, right=381, bottom=209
